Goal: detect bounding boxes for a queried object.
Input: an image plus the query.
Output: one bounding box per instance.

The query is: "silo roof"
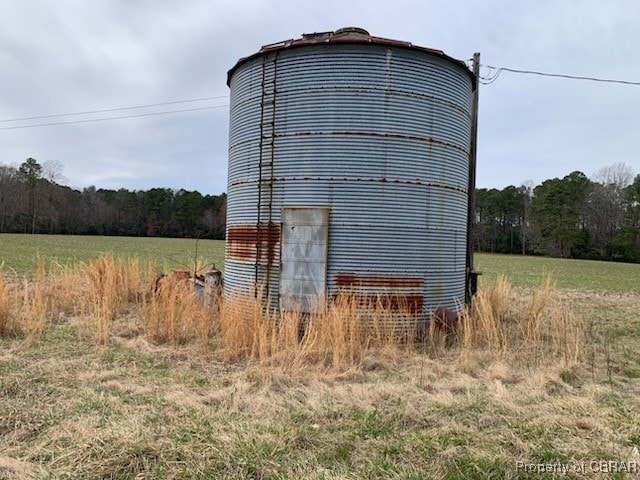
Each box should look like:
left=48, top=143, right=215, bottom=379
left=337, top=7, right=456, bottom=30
left=227, top=27, right=476, bottom=88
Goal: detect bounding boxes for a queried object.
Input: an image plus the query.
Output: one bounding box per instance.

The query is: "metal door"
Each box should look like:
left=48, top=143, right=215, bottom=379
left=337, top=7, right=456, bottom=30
left=279, top=208, right=329, bottom=312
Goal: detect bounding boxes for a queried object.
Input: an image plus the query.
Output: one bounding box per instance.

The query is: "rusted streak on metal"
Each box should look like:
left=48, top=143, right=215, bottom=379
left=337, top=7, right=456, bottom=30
left=230, top=131, right=470, bottom=156
left=273, top=86, right=471, bottom=118
left=229, top=179, right=250, bottom=187
left=425, top=182, right=468, bottom=194
left=336, top=273, right=423, bottom=289
left=274, top=131, right=470, bottom=155
left=227, top=224, right=281, bottom=265
left=332, top=293, right=423, bottom=314
left=228, top=177, right=469, bottom=193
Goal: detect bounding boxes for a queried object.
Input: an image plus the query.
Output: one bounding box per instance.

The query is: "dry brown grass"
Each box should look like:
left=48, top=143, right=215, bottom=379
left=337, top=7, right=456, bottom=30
left=143, top=274, right=214, bottom=346
left=218, top=291, right=418, bottom=374
left=20, top=260, right=49, bottom=340
left=0, top=276, right=14, bottom=337
left=84, top=254, right=148, bottom=345
left=1, top=256, right=589, bottom=377
left=0, top=255, right=152, bottom=344
left=1, top=255, right=638, bottom=478
left=456, top=274, right=585, bottom=373
left=43, top=261, right=89, bottom=318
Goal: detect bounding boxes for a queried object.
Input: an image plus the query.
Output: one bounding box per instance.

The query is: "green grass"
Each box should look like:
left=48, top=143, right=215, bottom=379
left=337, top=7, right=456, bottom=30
left=475, top=253, right=640, bottom=292
left=1, top=235, right=638, bottom=293
left=0, top=234, right=225, bottom=274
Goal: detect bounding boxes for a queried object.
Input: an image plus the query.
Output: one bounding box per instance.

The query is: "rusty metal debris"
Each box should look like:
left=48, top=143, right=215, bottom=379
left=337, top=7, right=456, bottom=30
left=152, top=268, right=223, bottom=306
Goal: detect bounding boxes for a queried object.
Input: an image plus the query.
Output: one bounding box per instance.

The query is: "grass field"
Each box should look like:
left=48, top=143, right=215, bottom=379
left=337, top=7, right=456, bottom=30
left=0, top=236, right=639, bottom=479
left=2, top=234, right=639, bottom=292
left=475, top=253, right=640, bottom=292
left=0, top=234, right=225, bottom=275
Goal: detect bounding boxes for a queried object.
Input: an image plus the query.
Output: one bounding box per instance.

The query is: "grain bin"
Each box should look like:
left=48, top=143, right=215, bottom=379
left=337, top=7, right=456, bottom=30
left=225, top=27, right=476, bottom=319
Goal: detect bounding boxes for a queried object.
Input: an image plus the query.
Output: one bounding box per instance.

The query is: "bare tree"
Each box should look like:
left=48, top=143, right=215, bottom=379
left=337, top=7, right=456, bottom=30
left=41, top=160, right=67, bottom=232
left=587, top=162, right=634, bottom=259
left=593, top=162, right=634, bottom=188
left=43, top=160, right=66, bottom=181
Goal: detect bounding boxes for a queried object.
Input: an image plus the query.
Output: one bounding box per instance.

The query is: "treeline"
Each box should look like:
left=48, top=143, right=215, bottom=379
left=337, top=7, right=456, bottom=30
left=474, top=163, right=640, bottom=262
left=2, top=158, right=640, bottom=263
left=0, top=158, right=226, bottom=238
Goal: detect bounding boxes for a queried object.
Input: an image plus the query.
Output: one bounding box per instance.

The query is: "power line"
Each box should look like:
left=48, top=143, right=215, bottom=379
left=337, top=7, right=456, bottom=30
left=0, top=95, right=230, bottom=123
left=479, top=67, right=503, bottom=85
left=4, top=63, right=638, bottom=130
left=0, top=105, right=229, bottom=131
left=480, top=65, right=640, bottom=86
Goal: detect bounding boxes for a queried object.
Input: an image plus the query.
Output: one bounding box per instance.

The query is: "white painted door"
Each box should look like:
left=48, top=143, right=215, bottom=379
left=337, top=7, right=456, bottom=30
left=279, top=208, right=329, bottom=312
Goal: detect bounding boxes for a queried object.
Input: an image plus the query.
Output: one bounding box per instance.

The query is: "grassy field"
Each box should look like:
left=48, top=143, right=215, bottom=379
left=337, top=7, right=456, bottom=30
left=2, top=234, right=639, bottom=291
left=0, top=234, right=226, bottom=275
left=0, top=237, right=640, bottom=479
left=476, top=253, right=640, bottom=292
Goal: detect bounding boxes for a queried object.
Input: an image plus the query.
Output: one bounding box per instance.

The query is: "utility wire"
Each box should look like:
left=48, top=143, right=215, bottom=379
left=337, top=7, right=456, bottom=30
left=480, top=65, right=640, bottom=86
left=0, top=95, right=230, bottom=123
left=0, top=105, right=229, bottom=131
left=4, top=64, right=638, bottom=130
left=479, top=67, right=502, bottom=85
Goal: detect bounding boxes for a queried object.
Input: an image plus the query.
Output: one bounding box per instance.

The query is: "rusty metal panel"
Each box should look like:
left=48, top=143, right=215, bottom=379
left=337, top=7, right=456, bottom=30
left=335, top=273, right=424, bottom=314
left=226, top=224, right=281, bottom=265
left=225, top=30, right=474, bottom=317
left=279, top=208, right=329, bottom=312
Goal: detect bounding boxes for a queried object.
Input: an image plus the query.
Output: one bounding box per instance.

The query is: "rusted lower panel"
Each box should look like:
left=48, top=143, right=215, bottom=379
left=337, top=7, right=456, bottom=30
left=334, top=273, right=424, bottom=314
left=227, top=224, right=281, bottom=264
left=332, top=293, right=423, bottom=314
left=336, top=273, right=423, bottom=289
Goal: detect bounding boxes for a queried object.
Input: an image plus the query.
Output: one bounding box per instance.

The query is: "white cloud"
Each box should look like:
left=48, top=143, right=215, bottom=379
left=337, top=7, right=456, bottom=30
left=1, top=0, right=638, bottom=194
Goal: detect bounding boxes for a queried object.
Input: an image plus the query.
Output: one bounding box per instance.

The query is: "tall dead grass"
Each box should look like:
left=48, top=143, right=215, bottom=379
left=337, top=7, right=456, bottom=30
left=0, top=276, right=15, bottom=337
left=21, top=260, right=49, bottom=339
left=45, top=262, right=83, bottom=316
left=0, top=257, right=106, bottom=341
left=0, top=260, right=54, bottom=340
left=84, top=254, right=148, bottom=344
left=217, top=277, right=584, bottom=375
left=142, top=274, right=214, bottom=346
left=1, top=257, right=589, bottom=376
left=457, top=274, right=584, bottom=368
left=218, top=291, right=417, bottom=373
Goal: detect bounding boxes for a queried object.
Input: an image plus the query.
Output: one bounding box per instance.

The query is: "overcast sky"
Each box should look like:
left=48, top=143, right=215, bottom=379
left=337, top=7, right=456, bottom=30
left=1, top=1, right=639, bottom=195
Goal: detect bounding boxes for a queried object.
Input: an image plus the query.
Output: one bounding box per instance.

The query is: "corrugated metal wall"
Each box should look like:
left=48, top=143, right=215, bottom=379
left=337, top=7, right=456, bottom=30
left=226, top=42, right=473, bottom=316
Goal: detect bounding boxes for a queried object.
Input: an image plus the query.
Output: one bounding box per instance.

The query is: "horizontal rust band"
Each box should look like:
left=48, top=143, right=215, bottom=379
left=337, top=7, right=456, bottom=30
left=332, top=293, right=423, bottom=314
left=230, top=177, right=468, bottom=193
left=227, top=224, right=281, bottom=265
left=227, top=224, right=281, bottom=242
left=336, top=273, right=424, bottom=289
left=230, top=131, right=470, bottom=156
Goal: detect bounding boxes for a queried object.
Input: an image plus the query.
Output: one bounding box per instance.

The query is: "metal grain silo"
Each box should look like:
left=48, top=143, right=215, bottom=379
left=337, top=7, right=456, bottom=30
left=225, top=27, right=476, bottom=318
